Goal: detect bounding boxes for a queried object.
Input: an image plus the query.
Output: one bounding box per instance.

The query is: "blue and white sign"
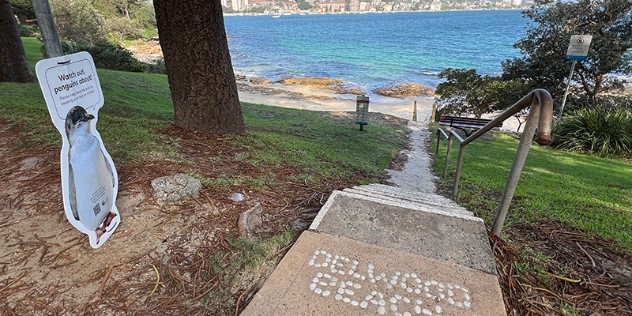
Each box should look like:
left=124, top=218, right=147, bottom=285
left=566, top=35, right=592, bottom=60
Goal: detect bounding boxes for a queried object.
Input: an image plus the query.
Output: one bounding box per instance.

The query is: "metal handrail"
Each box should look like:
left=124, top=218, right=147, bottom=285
left=435, top=89, right=553, bottom=235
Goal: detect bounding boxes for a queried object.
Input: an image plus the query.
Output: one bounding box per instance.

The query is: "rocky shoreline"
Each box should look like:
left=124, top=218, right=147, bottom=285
left=236, top=75, right=436, bottom=99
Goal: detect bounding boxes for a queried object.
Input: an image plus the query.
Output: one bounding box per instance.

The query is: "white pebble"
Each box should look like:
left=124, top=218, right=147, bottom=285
left=314, top=288, right=322, bottom=294
left=464, top=293, right=470, bottom=301
left=338, top=270, right=345, bottom=275
left=424, top=281, right=431, bottom=286
left=415, top=278, right=422, bottom=284
left=340, top=282, right=346, bottom=288
left=448, top=298, right=455, bottom=305
left=353, top=283, right=361, bottom=289
left=324, top=273, right=331, bottom=278
left=404, top=312, right=412, bottom=316
left=308, top=259, right=315, bottom=266
left=371, top=291, right=378, bottom=295
left=456, top=302, right=463, bottom=308
left=329, top=282, right=336, bottom=286
left=411, top=273, right=418, bottom=278
left=370, top=299, right=378, bottom=305
left=351, top=300, right=359, bottom=306
left=422, top=308, right=432, bottom=315
left=464, top=300, right=471, bottom=308
left=387, top=284, right=393, bottom=289
left=414, top=288, right=421, bottom=294
left=438, top=282, right=444, bottom=288
left=319, top=281, right=327, bottom=286
left=343, top=297, right=351, bottom=303
left=327, top=253, right=332, bottom=258
left=335, top=294, right=342, bottom=300
left=353, top=273, right=361, bottom=278
left=322, top=290, right=331, bottom=297
left=377, top=306, right=386, bottom=315
left=395, top=294, right=402, bottom=300
left=376, top=276, right=382, bottom=281
left=390, top=279, right=398, bottom=285
left=404, top=273, right=410, bottom=278
left=407, top=288, right=413, bottom=293
left=423, top=286, right=429, bottom=292
left=401, top=283, right=407, bottom=289
left=415, top=305, right=422, bottom=314
left=416, top=300, right=423, bottom=305
left=378, top=299, right=386, bottom=306
left=346, top=281, right=353, bottom=286
left=313, top=278, right=319, bottom=282
left=314, top=263, right=321, bottom=268
left=425, top=293, right=432, bottom=298
left=338, top=288, right=344, bottom=294
left=380, top=273, right=386, bottom=277
left=447, top=289, right=454, bottom=297
left=353, top=260, right=359, bottom=265
left=325, top=258, right=331, bottom=263
left=390, top=304, right=398, bottom=312
left=360, top=301, right=368, bottom=308
left=344, top=289, right=354, bottom=295
left=431, top=281, right=438, bottom=285
left=403, top=297, right=411, bottom=303
left=390, top=297, right=398, bottom=304
left=435, top=305, right=442, bottom=313
left=315, top=250, right=320, bottom=255
left=368, top=264, right=374, bottom=269
left=322, top=263, right=329, bottom=267
left=310, top=283, right=316, bottom=290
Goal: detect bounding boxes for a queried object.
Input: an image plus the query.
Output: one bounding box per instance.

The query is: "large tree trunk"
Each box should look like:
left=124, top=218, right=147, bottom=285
left=153, top=0, right=244, bottom=133
left=0, top=0, right=33, bottom=82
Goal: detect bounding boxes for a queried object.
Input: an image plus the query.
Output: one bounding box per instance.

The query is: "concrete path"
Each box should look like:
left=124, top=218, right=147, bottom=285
left=242, top=121, right=506, bottom=315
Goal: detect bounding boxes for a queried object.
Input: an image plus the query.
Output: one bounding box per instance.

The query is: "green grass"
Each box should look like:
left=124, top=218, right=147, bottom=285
left=433, top=131, right=632, bottom=251
left=1, top=37, right=407, bottom=179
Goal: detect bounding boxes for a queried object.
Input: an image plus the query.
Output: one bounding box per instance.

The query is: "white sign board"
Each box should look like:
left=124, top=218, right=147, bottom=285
left=35, top=52, right=120, bottom=249
left=566, top=35, right=592, bottom=60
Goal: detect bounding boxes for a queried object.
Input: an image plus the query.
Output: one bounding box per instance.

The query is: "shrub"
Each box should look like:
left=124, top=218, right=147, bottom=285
left=50, top=0, right=107, bottom=44
left=553, top=104, right=632, bottom=158
left=18, top=24, right=38, bottom=37
left=62, top=40, right=146, bottom=72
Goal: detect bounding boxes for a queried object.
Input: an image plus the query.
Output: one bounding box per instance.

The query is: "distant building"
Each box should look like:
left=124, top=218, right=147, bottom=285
left=318, top=2, right=346, bottom=12
left=429, top=0, right=441, bottom=11
left=350, top=0, right=360, bottom=11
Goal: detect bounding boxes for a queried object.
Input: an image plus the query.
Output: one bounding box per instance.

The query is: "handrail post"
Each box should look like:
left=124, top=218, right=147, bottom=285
left=453, top=144, right=465, bottom=198
left=442, top=134, right=454, bottom=178
left=491, top=91, right=553, bottom=235
left=435, top=130, right=441, bottom=155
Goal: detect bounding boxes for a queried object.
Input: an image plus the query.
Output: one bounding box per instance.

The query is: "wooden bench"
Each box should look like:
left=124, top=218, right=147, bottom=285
left=438, top=115, right=502, bottom=136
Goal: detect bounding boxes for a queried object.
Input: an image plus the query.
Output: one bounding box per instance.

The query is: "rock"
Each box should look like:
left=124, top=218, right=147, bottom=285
left=151, top=173, right=202, bottom=202
left=249, top=77, right=273, bottom=85
left=278, top=77, right=343, bottom=89
left=235, top=74, right=246, bottom=81
left=334, top=84, right=366, bottom=95
left=374, top=83, right=436, bottom=98
left=238, top=203, right=265, bottom=240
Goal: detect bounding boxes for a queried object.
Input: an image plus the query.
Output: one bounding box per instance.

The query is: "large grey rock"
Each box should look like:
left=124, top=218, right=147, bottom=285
left=151, top=173, right=202, bottom=202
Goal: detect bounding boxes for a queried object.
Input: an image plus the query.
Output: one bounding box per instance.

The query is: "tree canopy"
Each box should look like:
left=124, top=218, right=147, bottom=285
left=502, top=0, right=632, bottom=101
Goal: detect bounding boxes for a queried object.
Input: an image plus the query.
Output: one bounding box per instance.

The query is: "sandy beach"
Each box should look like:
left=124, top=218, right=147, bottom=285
left=236, top=78, right=436, bottom=122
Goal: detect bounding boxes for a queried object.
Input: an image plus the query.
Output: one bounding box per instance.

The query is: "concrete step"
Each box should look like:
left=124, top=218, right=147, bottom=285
left=345, top=185, right=472, bottom=217
left=361, top=184, right=465, bottom=210
left=241, top=231, right=505, bottom=316
left=310, top=191, right=495, bottom=274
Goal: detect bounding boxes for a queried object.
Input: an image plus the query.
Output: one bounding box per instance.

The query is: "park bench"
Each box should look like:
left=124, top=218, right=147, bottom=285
left=438, top=115, right=502, bottom=136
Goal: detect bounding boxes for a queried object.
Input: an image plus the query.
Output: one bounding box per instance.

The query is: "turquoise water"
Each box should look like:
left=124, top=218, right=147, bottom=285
left=224, top=10, right=526, bottom=93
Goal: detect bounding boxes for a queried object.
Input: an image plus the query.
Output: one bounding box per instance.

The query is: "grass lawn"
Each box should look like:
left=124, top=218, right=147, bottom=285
left=1, top=37, right=407, bottom=178
left=433, top=132, right=631, bottom=251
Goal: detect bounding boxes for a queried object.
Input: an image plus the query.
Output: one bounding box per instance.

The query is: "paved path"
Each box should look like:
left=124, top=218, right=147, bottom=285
left=242, top=121, right=506, bottom=315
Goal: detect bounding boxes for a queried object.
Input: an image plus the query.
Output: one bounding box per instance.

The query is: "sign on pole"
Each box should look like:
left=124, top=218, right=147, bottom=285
left=566, top=35, right=593, bottom=61
left=559, top=35, right=593, bottom=124
left=35, top=52, right=121, bottom=249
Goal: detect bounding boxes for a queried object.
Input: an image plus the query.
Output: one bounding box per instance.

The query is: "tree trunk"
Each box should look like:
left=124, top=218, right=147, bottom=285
left=0, top=0, right=33, bottom=82
left=32, top=0, right=63, bottom=57
left=153, top=0, right=245, bottom=133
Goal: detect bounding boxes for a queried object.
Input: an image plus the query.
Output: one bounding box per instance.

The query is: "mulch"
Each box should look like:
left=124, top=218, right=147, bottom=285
left=492, top=219, right=632, bottom=315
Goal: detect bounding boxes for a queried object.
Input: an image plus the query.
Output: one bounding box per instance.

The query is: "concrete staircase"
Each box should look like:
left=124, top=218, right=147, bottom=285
left=241, top=185, right=505, bottom=315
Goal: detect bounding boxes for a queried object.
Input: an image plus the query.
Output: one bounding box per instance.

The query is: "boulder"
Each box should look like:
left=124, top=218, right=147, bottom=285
left=249, top=77, right=273, bottom=85
left=151, top=173, right=202, bottom=202
left=374, top=83, right=436, bottom=98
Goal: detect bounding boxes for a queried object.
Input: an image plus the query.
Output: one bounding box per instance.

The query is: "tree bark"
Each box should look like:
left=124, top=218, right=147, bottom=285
left=153, top=0, right=244, bottom=133
left=32, top=0, right=63, bottom=57
left=0, top=0, right=33, bottom=82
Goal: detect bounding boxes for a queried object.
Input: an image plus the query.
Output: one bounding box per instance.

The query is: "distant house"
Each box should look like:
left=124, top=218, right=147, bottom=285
left=318, top=2, right=346, bottom=12
left=429, top=0, right=441, bottom=11
left=283, top=1, right=298, bottom=10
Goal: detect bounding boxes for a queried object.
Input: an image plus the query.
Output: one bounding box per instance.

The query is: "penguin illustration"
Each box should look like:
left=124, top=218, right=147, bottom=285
left=65, top=106, right=116, bottom=243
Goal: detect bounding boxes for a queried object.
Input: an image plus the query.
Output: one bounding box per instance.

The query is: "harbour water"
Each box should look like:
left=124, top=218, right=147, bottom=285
left=225, top=10, right=527, bottom=94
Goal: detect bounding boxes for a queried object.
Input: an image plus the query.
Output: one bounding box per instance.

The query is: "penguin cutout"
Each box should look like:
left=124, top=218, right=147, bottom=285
left=65, top=106, right=118, bottom=244
left=35, top=52, right=120, bottom=249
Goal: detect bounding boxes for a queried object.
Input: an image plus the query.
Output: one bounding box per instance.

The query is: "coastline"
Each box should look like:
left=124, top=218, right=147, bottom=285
left=235, top=77, right=436, bottom=122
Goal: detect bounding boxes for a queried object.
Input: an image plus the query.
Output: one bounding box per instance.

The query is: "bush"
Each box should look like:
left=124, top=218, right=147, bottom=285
left=18, top=24, right=38, bottom=37
left=62, top=40, right=146, bottom=72
left=553, top=104, right=632, bottom=158
left=51, top=0, right=107, bottom=44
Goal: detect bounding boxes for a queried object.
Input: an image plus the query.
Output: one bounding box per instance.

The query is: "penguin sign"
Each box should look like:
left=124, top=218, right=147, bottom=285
left=35, top=52, right=120, bottom=249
